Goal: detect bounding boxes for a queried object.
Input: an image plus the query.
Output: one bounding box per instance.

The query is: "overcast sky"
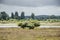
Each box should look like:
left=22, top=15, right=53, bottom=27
left=0, top=0, right=60, bottom=16
left=0, top=0, right=60, bottom=7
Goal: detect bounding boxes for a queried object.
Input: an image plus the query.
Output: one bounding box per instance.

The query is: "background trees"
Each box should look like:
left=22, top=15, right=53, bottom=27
left=20, top=12, right=25, bottom=19
left=50, top=15, right=56, bottom=19
left=14, top=12, right=19, bottom=19
left=31, top=13, right=35, bottom=19
left=11, top=12, right=14, bottom=19
left=0, top=13, right=2, bottom=20
left=0, top=11, right=60, bottom=20
left=0, top=11, right=9, bottom=20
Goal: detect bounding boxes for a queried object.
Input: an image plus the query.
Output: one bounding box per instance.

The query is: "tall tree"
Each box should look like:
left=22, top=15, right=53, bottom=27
left=11, top=12, right=14, bottom=19
left=0, top=11, right=9, bottom=20
left=0, top=12, right=2, bottom=20
left=21, top=12, right=25, bottom=19
left=15, top=11, right=19, bottom=19
left=31, top=13, right=35, bottom=19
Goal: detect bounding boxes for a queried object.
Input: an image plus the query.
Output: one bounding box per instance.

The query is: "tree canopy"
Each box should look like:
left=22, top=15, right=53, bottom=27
left=0, top=11, right=9, bottom=20
left=20, top=12, right=25, bottom=19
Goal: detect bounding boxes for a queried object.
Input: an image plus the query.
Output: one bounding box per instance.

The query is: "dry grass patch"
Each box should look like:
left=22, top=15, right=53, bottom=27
left=0, top=28, right=60, bottom=40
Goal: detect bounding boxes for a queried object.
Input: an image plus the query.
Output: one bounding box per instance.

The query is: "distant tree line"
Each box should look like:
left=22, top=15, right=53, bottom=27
left=0, top=11, right=60, bottom=20
left=0, top=11, right=35, bottom=20
left=36, top=15, right=60, bottom=20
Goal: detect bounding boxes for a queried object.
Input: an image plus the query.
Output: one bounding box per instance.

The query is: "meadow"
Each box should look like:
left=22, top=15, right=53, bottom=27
left=0, top=28, right=60, bottom=40
left=0, top=19, right=60, bottom=26
left=0, top=19, right=60, bottom=40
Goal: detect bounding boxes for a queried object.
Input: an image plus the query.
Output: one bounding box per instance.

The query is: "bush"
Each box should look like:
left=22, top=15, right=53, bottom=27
left=27, top=23, right=34, bottom=29
left=21, top=22, right=28, bottom=28
left=29, top=26, right=34, bottom=29
left=34, top=22, right=40, bottom=27
left=18, top=22, right=22, bottom=26
left=18, top=20, right=40, bottom=29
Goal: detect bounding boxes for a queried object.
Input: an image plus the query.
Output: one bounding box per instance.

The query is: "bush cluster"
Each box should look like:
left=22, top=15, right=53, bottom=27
left=18, top=20, right=40, bottom=29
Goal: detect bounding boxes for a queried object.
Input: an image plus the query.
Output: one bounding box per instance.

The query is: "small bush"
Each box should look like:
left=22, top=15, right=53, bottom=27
left=18, top=22, right=22, bottom=26
left=29, top=26, right=34, bottom=29
left=18, top=20, right=40, bottom=29
left=27, top=23, right=34, bottom=29
left=34, top=22, right=40, bottom=27
left=21, top=22, right=28, bottom=28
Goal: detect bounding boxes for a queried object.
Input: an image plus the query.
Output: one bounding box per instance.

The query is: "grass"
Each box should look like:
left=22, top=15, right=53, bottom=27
left=0, top=19, right=60, bottom=40
left=0, top=19, right=60, bottom=26
left=40, top=21, right=60, bottom=26
left=0, top=28, right=60, bottom=40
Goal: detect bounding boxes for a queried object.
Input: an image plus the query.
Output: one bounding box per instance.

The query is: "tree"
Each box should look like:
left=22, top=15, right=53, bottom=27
left=11, top=12, right=14, bottom=19
left=31, top=13, right=35, bottom=19
left=0, top=12, right=2, bottom=20
left=50, top=15, right=56, bottom=19
left=0, top=11, right=9, bottom=20
left=14, top=11, right=19, bottom=19
left=21, top=12, right=25, bottom=19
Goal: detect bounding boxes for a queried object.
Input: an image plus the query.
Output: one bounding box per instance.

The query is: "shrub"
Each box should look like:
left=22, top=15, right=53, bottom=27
left=21, top=22, right=28, bottom=28
left=18, top=20, right=40, bottom=29
left=34, top=22, right=40, bottom=27
left=27, top=23, right=34, bottom=29
left=29, top=26, right=34, bottom=29
left=18, top=22, right=22, bottom=26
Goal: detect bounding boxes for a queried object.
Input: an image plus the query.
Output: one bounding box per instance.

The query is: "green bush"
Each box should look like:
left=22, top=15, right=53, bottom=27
left=18, top=22, right=22, bottom=26
left=34, top=22, right=40, bottom=27
left=18, top=20, right=40, bottom=29
left=21, top=22, right=28, bottom=28
left=27, top=23, right=34, bottom=29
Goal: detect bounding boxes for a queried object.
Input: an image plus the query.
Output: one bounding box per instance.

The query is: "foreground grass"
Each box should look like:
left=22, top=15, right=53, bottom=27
left=0, top=28, right=60, bottom=40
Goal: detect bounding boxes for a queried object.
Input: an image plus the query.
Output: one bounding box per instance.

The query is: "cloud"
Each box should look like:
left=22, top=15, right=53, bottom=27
left=0, top=0, right=60, bottom=7
left=0, top=4, right=60, bottom=16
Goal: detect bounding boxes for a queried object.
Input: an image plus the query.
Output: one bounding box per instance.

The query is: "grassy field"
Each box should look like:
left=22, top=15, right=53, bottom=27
left=40, top=22, right=60, bottom=26
left=0, top=28, right=60, bottom=40
left=0, top=19, right=60, bottom=26
left=0, top=19, right=60, bottom=40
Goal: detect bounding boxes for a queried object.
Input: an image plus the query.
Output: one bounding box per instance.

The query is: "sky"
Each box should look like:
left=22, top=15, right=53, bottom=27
left=0, top=0, right=60, bottom=16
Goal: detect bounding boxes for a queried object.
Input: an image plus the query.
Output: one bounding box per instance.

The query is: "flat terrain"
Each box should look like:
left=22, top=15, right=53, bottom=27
left=0, top=28, right=60, bottom=40
left=40, top=22, right=60, bottom=26
left=0, top=22, right=60, bottom=28
left=0, top=23, right=18, bottom=27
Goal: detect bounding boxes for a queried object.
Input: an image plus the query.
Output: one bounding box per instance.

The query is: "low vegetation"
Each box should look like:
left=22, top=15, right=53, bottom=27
left=47, top=19, right=60, bottom=23
left=18, top=19, right=40, bottom=29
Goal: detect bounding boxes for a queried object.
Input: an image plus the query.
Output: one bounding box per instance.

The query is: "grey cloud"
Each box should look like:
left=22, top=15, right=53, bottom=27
left=0, top=0, right=60, bottom=7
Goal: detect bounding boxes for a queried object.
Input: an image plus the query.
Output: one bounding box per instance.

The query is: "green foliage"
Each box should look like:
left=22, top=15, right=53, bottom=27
left=18, top=19, right=40, bottom=29
left=18, top=22, right=22, bottom=26
left=0, top=11, right=9, bottom=20
left=14, top=12, right=19, bottom=19
left=27, top=23, right=34, bottom=29
left=21, top=12, right=25, bottom=19
left=0, top=11, right=60, bottom=21
left=11, top=12, right=14, bottom=19
left=31, top=13, right=35, bottom=19
left=47, top=19, right=60, bottom=23
left=8, top=19, right=18, bottom=23
left=50, top=15, right=56, bottom=19
left=34, top=22, right=40, bottom=27
left=21, top=22, right=27, bottom=28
